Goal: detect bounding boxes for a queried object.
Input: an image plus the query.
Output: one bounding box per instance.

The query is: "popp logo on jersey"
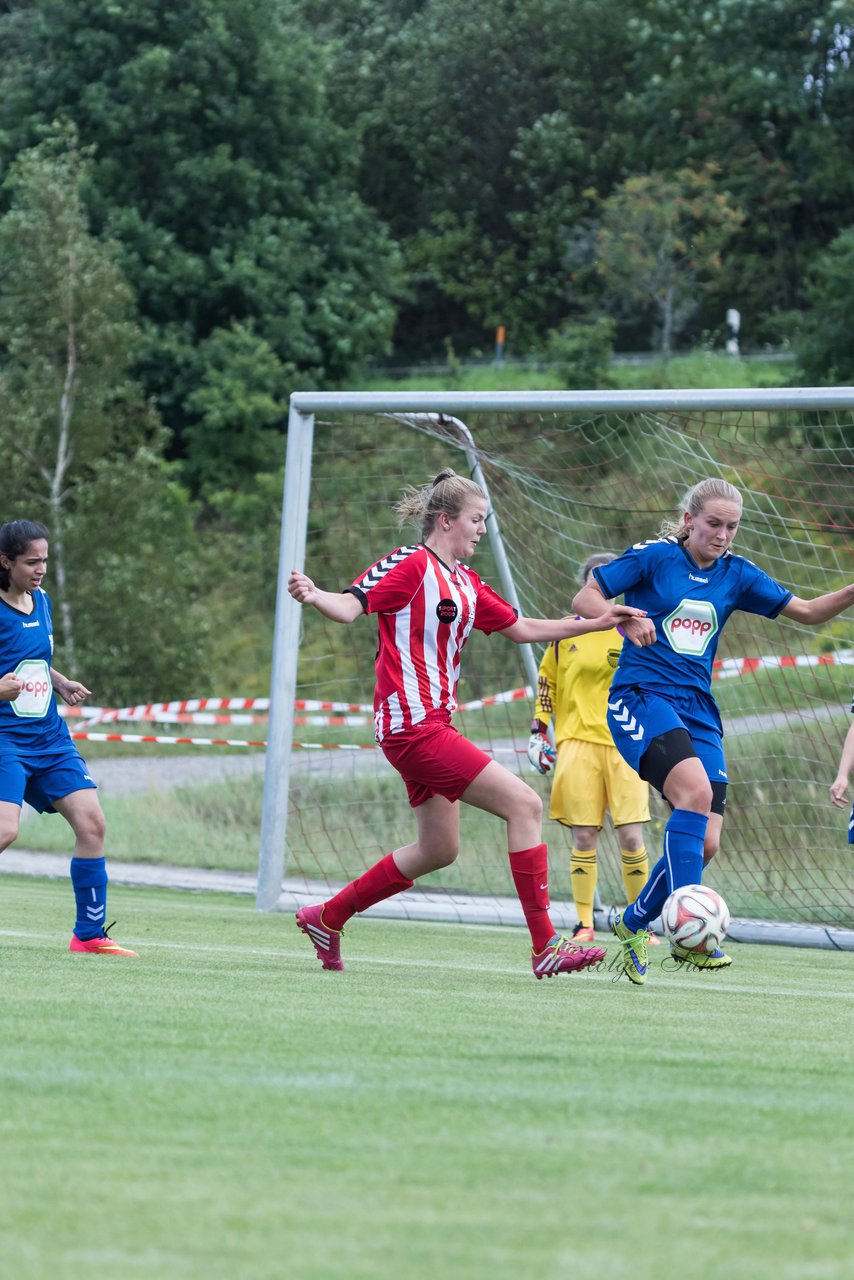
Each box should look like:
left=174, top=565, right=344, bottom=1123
left=10, top=658, right=52, bottom=718
left=662, top=599, right=719, bottom=657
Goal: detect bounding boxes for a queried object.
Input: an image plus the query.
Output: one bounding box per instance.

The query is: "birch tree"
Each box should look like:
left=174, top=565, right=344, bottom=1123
left=0, top=131, right=160, bottom=670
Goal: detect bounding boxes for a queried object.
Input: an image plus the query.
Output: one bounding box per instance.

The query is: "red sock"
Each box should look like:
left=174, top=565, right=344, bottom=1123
left=323, top=852, right=414, bottom=931
left=509, top=844, right=556, bottom=953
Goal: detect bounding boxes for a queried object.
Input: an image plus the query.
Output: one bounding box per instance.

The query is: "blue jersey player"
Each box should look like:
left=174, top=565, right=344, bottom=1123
left=573, top=477, right=854, bottom=984
left=0, top=519, right=137, bottom=955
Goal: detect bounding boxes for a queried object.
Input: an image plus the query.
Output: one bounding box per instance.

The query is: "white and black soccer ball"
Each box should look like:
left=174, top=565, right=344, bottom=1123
left=661, top=884, right=731, bottom=954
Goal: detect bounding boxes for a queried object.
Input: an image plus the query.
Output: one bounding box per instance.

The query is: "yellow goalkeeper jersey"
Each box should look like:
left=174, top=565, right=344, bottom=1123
left=534, top=624, right=623, bottom=747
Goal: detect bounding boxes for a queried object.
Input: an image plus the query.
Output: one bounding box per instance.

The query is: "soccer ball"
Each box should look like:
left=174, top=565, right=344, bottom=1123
left=661, top=884, right=731, bottom=954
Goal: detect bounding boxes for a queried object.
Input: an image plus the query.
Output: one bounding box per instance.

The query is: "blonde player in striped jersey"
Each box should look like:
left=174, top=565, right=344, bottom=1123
left=289, top=471, right=651, bottom=978
left=528, top=553, right=659, bottom=945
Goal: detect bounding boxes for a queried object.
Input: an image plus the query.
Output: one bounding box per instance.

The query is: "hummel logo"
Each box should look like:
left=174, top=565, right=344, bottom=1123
left=688, top=573, right=709, bottom=584
left=22, top=620, right=40, bottom=628
left=608, top=697, right=645, bottom=742
left=360, top=546, right=419, bottom=591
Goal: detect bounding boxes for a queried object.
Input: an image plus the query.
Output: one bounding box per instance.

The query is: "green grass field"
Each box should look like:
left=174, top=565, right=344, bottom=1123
left=2, top=876, right=852, bottom=1280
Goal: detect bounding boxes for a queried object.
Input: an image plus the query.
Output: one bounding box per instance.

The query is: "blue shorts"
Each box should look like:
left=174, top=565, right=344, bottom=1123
left=606, top=686, right=728, bottom=788
left=0, top=745, right=97, bottom=814
left=848, top=800, right=854, bottom=845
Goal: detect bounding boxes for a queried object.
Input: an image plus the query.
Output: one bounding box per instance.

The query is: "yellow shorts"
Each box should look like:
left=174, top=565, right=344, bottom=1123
left=549, top=738, right=650, bottom=829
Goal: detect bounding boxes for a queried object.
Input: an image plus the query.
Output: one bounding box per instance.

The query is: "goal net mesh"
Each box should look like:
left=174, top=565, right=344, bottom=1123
left=283, top=405, right=854, bottom=930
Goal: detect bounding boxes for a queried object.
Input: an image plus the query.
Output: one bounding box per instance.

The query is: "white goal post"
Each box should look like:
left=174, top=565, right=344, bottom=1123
left=258, top=388, right=854, bottom=950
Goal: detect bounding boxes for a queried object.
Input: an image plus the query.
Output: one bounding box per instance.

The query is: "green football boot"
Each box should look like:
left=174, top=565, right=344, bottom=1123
left=669, top=943, right=733, bottom=971
left=612, top=912, right=649, bottom=985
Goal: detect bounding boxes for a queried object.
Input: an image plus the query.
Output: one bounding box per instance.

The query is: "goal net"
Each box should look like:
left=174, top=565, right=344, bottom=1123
left=259, top=390, right=854, bottom=946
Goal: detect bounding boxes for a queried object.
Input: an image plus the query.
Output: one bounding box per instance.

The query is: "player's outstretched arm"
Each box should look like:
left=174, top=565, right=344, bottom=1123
left=501, top=603, right=650, bottom=646
left=51, top=669, right=92, bottom=706
left=830, top=721, right=854, bottom=808
left=572, top=578, right=656, bottom=647
left=288, top=569, right=364, bottom=624
left=781, top=583, right=854, bottom=625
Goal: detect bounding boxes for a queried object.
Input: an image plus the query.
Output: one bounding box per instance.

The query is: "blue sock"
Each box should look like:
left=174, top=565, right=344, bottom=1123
left=624, top=855, right=670, bottom=931
left=624, top=811, right=708, bottom=932
left=70, top=856, right=108, bottom=940
left=663, top=808, right=708, bottom=892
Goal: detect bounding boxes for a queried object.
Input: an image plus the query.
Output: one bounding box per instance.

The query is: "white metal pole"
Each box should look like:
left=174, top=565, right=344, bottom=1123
left=256, top=402, right=315, bottom=909
left=445, top=415, right=541, bottom=697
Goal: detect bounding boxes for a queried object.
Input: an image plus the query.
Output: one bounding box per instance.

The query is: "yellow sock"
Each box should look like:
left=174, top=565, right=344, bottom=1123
left=570, top=849, right=597, bottom=928
left=621, top=846, right=649, bottom=904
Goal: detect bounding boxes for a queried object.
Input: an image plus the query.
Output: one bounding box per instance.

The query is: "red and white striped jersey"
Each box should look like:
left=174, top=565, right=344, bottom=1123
left=347, top=544, right=517, bottom=741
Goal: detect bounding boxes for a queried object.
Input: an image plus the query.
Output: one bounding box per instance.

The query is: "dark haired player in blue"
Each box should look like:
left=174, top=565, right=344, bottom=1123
left=574, top=478, right=854, bottom=984
left=0, top=519, right=137, bottom=955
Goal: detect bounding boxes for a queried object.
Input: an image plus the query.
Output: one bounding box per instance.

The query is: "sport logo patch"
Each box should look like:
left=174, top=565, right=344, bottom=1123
left=662, top=599, right=719, bottom=656
left=607, top=647, right=621, bottom=669
left=436, top=598, right=458, bottom=623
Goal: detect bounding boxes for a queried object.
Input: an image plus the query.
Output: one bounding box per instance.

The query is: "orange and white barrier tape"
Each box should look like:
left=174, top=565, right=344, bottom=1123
left=62, top=696, right=271, bottom=723
left=69, top=731, right=526, bottom=753
left=63, top=708, right=270, bottom=726
left=70, top=731, right=268, bottom=748
left=711, top=649, right=854, bottom=679
left=61, top=647, right=854, bottom=742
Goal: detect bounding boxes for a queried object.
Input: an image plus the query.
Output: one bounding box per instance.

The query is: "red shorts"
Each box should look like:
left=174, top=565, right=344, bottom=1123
left=380, top=715, right=492, bottom=808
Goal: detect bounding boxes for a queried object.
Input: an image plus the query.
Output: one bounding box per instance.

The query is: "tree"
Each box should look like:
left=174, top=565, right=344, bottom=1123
left=0, top=0, right=402, bottom=481
left=617, top=2, right=854, bottom=341
left=791, top=226, right=854, bottom=384
left=595, top=168, right=744, bottom=357
left=0, top=130, right=208, bottom=695
left=0, top=131, right=155, bottom=667
left=297, top=0, right=646, bottom=352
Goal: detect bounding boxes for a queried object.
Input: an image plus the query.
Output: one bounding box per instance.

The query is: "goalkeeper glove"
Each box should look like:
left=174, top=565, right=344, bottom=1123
left=527, top=722, right=556, bottom=775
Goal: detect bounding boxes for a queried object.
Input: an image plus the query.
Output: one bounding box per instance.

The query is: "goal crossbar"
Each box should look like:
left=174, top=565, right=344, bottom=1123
left=291, top=387, right=854, bottom=414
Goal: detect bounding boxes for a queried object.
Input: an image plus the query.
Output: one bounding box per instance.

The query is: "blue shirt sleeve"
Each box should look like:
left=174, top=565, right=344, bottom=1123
left=593, top=540, right=662, bottom=600
left=734, top=559, right=792, bottom=618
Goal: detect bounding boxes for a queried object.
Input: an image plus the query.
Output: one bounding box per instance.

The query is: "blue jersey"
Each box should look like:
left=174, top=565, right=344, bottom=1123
left=593, top=537, right=792, bottom=697
left=0, top=588, right=68, bottom=757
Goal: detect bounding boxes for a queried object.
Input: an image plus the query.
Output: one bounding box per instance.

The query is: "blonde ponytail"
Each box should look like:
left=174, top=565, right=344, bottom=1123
left=393, top=469, right=486, bottom=540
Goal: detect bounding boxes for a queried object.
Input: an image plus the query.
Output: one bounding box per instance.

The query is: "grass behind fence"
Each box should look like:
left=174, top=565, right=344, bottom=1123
left=0, top=877, right=851, bottom=1280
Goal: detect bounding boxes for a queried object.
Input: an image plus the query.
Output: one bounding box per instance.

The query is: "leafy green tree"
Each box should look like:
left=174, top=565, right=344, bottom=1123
left=618, top=2, right=854, bottom=342
left=0, top=0, right=402, bottom=481
left=791, top=226, right=854, bottom=385
left=0, top=131, right=155, bottom=666
left=0, top=131, right=208, bottom=695
left=63, top=452, right=210, bottom=703
left=596, top=168, right=744, bottom=357
left=299, top=0, right=646, bottom=351
left=545, top=317, right=615, bottom=389
left=300, top=0, right=852, bottom=354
